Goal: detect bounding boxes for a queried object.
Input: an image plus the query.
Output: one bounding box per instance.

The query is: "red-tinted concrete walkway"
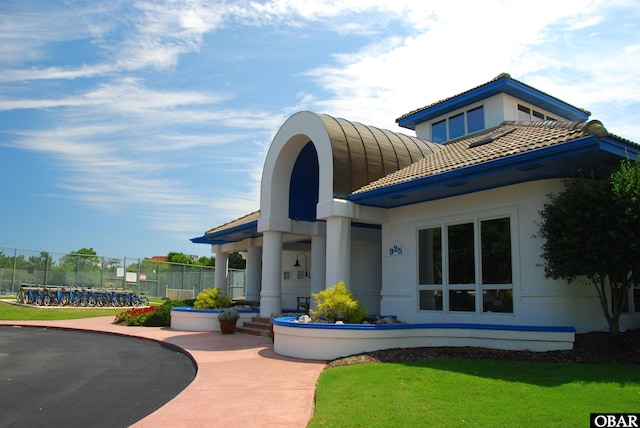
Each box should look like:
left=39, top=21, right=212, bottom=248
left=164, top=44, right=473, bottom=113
left=0, top=316, right=327, bottom=427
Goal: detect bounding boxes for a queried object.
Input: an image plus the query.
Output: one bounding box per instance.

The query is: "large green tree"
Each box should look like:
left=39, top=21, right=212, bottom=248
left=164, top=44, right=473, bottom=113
left=538, top=158, right=640, bottom=335
left=59, top=247, right=101, bottom=271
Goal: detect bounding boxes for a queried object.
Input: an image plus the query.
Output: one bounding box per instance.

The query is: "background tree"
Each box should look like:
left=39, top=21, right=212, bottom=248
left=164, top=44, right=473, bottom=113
left=59, top=248, right=100, bottom=271
left=28, top=251, right=53, bottom=272
left=538, top=159, right=640, bottom=335
left=228, top=252, right=246, bottom=270
left=167, top=252, right=197, bottom=265
left=167, top=252, right=244, bottom=269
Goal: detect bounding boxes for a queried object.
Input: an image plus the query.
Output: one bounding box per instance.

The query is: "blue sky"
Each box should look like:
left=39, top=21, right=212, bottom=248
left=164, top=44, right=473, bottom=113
left=1, top=0, right=639, bottom=260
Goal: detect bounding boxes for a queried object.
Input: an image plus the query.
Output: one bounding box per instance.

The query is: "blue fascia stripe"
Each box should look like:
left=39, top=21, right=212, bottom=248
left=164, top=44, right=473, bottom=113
left=349, top=136, right=635, bottom=206
left=190, top=220, right=259, bottom=245
left=397, top=78, right=589, bottom=130
left=273, top=317, right=576, bottom=332
left=171, top=307, right=259, bottom=314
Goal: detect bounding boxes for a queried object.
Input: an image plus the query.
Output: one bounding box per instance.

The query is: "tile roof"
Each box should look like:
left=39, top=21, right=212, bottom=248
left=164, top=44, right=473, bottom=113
left=204, top=210, right=260, bottom=235
left=353, top=120, right=615, bottom=194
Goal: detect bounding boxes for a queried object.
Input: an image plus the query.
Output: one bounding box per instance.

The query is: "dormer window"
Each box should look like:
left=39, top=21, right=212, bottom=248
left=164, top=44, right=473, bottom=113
left=431, top=106, right=485, bottom=143
left=517, top=104, right=555, bottom=121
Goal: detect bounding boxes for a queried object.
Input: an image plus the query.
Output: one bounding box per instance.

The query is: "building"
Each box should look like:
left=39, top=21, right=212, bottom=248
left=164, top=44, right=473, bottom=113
left=192, top=73, right=640, bottom=335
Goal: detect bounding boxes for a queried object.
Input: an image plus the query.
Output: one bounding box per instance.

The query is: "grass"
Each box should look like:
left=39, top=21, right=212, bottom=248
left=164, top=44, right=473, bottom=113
left=0, top=299, right=132, bottom=320
left=308, top=358, right=640, bottom=427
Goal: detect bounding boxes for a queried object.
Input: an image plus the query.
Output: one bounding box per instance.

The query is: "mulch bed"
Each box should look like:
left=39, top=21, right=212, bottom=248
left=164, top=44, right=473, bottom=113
left=327, top=328, right=640, bottom=367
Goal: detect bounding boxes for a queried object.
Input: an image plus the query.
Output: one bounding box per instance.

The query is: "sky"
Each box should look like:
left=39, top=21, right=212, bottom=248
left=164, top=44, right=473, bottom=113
left=1, top=0, right=639, bottom=260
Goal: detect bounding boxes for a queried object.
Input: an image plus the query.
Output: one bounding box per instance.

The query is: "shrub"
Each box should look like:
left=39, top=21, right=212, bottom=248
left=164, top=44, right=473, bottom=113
left=193, top=288, right=232, bottom=309
left=141, top=302, right=172, bottom=326
left=114, top=301, right=173, bottom=326
left=310, top=281, right=366, bottom=324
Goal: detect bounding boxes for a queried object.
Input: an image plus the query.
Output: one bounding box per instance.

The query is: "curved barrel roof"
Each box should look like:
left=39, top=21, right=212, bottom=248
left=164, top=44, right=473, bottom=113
left=317, top=114, right=440, bottom=198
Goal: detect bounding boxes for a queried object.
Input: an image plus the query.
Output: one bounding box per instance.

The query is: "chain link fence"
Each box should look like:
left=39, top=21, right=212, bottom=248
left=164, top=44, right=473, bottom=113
left=0, top=247, right=245, bottom=300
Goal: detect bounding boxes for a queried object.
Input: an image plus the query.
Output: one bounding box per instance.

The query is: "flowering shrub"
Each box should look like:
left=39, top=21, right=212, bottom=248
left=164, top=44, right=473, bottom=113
left=114, top=302, right=171, bottom=326
left=310, top=281, right=366, bottom=324
left=193, top=287, right=232, bottom=309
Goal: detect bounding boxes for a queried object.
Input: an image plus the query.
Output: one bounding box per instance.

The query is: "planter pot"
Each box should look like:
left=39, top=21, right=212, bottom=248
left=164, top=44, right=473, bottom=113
left=219, top=319, right=238, bottom=334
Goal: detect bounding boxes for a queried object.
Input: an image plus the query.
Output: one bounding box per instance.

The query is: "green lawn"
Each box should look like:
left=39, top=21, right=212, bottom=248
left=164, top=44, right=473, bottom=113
left=0, top=299, right=129, bottom=320
left=309, top=358, right=640, bottom=427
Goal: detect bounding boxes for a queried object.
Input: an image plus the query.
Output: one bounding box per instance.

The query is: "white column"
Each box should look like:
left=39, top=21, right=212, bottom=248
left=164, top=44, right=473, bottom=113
left=245, top=246, right=262, bottom=303
left=260, top=230, right=283, bottom=317
left=325, top=216, right=351, bottom=289
left=214, top=251, right=229, bottom=295
left=310, top=235, right=326, bottom=310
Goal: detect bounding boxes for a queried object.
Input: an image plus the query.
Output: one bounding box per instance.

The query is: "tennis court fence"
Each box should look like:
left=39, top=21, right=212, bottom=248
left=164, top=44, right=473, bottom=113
left=0, top=247, right=245, bottom=300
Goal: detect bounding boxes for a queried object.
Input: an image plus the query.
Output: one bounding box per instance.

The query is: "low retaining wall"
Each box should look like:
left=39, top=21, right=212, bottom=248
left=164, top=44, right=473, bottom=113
left=170, top=307, right=258, bottom=332
left=273, top=317, right=576, bottom=360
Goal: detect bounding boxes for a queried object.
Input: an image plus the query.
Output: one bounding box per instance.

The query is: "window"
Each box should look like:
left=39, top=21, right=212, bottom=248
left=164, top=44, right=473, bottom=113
left=517, top=104, right=531, bottom=121
left=518, top=104, right=555, bottom=121
left=467, top=106, right=485, bottom=133
left=418, top=215, right=514, bottom=313
left=448, top=223, right=475, bottom=284
left=418, top=228, right=442, bottom=285
left=430, top=106, right=485, bottom=143
left=432, top=120, right=447, bottom=143
left=449, top=113, right=465, bottom=140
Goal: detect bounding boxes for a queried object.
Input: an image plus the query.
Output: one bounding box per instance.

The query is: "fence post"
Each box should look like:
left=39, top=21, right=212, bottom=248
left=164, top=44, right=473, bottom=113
left=11, top=248, right=17, bottom=291
left=45, top=252, right=50, bottom=286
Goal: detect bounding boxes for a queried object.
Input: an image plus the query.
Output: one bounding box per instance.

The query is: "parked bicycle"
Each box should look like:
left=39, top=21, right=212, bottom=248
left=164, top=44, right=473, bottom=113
left=16, top=284, right=150, bottom=308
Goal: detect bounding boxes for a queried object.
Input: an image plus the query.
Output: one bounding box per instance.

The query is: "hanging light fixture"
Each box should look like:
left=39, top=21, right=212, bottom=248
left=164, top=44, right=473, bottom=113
left=293, top=253, right=308, bottom=278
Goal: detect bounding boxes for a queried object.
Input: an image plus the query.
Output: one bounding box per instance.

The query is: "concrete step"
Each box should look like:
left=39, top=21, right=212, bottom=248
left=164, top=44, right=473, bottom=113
left=237, top=316, right=272, bottom=338
left=236, top=326, right=271, bottom=337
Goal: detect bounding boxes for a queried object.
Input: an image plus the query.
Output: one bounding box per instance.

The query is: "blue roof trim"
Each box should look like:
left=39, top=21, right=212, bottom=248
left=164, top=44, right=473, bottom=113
left=171, top=307, right=259, bottom=314
left=190, top=219, right=259, bottom=245
left=397, top=77, right=589, bottom=130
left=273, top=317, right=576, bottom=332
left=349, top=136, right=639, bottom=208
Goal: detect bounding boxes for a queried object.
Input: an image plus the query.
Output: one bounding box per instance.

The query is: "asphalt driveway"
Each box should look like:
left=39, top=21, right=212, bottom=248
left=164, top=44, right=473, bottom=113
left=0, top=326, right=196, bottom=428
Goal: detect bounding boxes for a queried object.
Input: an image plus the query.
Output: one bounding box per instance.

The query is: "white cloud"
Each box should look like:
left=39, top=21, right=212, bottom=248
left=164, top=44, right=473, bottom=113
left=2, top=0, right=639, bottom=246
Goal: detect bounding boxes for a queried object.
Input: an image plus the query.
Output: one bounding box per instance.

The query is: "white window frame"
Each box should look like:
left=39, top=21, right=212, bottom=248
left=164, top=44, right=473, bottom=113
left=417, top=207, right=518, bottom=315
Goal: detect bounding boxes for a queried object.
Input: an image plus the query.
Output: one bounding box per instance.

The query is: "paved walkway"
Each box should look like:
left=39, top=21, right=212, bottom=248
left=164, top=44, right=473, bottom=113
left=0, top=316, right=327, bottom=427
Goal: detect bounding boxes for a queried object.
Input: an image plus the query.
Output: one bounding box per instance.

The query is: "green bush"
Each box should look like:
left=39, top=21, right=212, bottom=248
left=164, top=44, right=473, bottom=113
left=193, top=288, right=232, bottom=309
left=310, top=281, right=366, bottom=324
left=141, top=302, right=172, bottom=326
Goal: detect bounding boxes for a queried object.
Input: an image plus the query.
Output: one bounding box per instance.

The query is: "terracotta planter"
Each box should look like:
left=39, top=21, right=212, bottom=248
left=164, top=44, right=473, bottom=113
left=219, top=319, right=237, bottom=334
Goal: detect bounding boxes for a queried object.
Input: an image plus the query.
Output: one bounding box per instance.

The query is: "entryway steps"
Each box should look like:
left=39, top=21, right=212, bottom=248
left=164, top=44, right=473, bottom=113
left=237, top=316, right=272, bottom=338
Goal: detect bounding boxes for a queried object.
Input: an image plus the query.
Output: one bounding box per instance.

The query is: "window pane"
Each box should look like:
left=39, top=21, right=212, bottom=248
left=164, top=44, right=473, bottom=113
left=467, top=106, right=484, bottom=133
left=449, top=113, right=465, bottom=139
left=449, top=290, right=475, bottom=312
left=419, top=227, right=442, bottom=284
left=448, top=223, right=475, bottom=284
left=419, top=290, right=443, bottom=310
left=482, top=289, right=513, bottom=313
left=432, top=120, right=446, bottom=143
left=481, top=218, right=512, bottom=284
left=517, top=104, right=530, bottom=121
left=532, top=110, right=544, bottom=120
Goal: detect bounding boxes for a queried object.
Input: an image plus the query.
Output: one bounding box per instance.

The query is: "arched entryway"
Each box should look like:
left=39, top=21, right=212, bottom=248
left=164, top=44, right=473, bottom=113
left=257, top=111, right=437, bottom=316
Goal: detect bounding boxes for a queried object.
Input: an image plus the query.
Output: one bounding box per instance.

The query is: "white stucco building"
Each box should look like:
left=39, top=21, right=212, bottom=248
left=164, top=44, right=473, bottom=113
left=193, top=73, right=640, bottom=335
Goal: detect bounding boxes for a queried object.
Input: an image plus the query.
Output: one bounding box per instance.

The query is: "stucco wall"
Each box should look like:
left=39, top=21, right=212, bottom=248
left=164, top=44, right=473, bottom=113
left=380, top=179, right=639, bottom=333
left=350, top=235, right=382, bottom=315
